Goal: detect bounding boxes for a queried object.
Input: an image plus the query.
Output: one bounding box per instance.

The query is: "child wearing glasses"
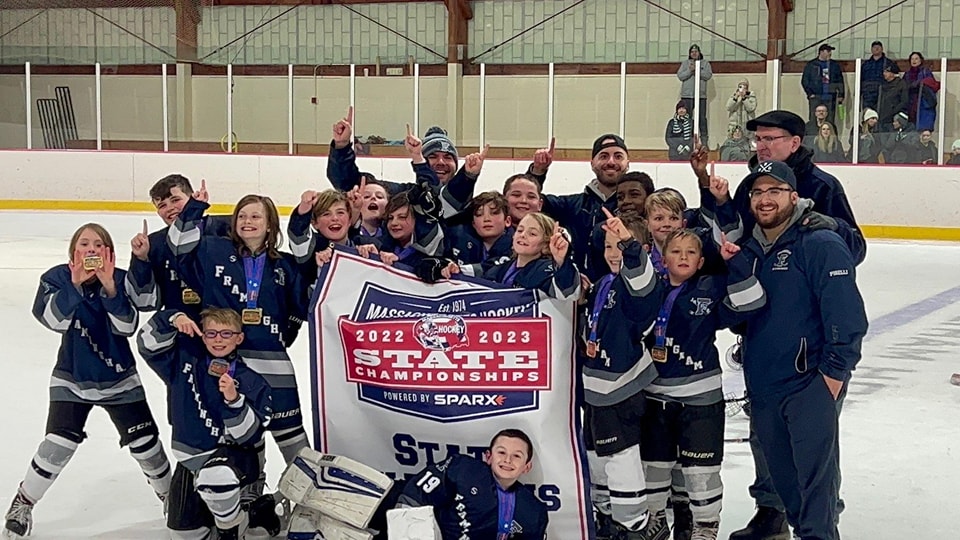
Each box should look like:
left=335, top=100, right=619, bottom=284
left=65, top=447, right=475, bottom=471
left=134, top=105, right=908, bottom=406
left=137, top=307, right=279, bottom=540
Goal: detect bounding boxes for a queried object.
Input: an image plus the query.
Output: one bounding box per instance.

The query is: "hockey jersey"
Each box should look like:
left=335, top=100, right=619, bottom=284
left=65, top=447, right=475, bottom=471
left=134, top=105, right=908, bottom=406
left=167, top=197, right=309, bottom=393
left=33, top=265, right=144, bottom=405
left=643, top=252, right=766, bottom=406
left=126, top=215, right=231, bottom=318
left=579, top=240, right=663, bottom=407
left=483, top=255, right=581, bottom=301
left=539, top=179, right=618, bottom=281
left=397, top=454, right=548, bottom=540
left=447, top=225, right=514, bottom=277
left=137, top=310, right=272, bottom=471
left=326, top=144, right=478, bottom=220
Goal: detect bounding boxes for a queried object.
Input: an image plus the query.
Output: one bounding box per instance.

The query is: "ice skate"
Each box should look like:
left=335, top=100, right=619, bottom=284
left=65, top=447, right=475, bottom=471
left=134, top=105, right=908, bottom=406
left=3, top=492, right=34, bottom=538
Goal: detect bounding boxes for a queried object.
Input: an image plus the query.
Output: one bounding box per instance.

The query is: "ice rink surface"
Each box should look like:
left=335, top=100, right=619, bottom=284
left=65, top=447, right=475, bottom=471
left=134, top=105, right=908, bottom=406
left=0, top=211, right=956, bottom=539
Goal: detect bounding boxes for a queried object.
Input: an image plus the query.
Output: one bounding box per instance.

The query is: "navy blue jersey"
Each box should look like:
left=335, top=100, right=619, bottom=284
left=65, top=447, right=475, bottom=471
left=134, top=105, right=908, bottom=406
left=483, top=255, right=580, bottom=301
left=33, top=265, right=144, bottom=405
left=167, top=197, right=309, bottom=394
left=127, top=215, right=231, bottom=318
left=539, top=177, right=618, bottom=281
left=398, top=455, right=548, bottom=540
left=579, top=241, right=663, bottom=407
left=326, top=144, right=477, bottom=220
left=286, top=208, right=381, bottom=280
left=137, top=310, right=273, bottom=471
left=643, top=251, right=766, bottom=406
left=447, top=225, right=514, bottom=277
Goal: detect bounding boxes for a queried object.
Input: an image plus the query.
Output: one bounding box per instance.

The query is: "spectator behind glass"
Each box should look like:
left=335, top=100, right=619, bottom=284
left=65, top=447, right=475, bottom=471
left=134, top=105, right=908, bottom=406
left=915, top=130, right=939, bottom=165
left=801, top=44, right=846, bottom=126
left=677, top=44, right=712, bottom=145
left=877, top=61, right=909, bottom=132
left=720, top=125, right=753, bottom=162
left=850, top=108, right=881, bottom=163
left=812, top=123, right=846, bottom=164
left=726, top=79, right=757, bottom=139
left=904, top=52, right=941, bottom=132
left=882, top=112, right=919, bottom=164
left=860, top=41, right=887, bottom=111
left=666, top=101, right=695, bottom=161
left=805, top=104, right=837, bottom=138
left=948, top=140, right=960, bottom=165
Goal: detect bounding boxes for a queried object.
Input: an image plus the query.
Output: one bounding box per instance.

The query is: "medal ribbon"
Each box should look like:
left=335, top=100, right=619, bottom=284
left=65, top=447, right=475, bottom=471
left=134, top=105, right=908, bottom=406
left=501, top=260, right=521, bottom=287
left=650, top=244, right=667, bottom=278
left=394, top=245, right=416, bottom=261
left=654, top=283, right=686, bottom=350
left=588, top=273, right=617, bottom=345
left=243, top=253, right=267, bottom=310
left=496, top=485, right=517, bottom=540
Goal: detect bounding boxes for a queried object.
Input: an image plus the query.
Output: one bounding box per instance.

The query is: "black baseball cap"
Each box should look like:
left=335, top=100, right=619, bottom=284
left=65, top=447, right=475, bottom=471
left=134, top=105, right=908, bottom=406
left=743, top=161, right=797, bottom=191
left=746, top=110, right=806, bottom=138
left=871, top=40, right=883, bottom=48
left=818, top=43, right=836, bottom=52
left=592, top=134, right=628, bottom=158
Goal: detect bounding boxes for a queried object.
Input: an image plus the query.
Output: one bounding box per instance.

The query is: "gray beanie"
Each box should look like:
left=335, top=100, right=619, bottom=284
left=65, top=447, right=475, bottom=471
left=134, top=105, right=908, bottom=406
left=421, top=126, right=458, bottom=162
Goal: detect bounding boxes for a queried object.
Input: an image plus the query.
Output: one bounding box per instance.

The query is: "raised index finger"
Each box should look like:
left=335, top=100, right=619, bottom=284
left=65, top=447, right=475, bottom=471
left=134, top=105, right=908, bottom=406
left=548, top=136, right=556, bottom=154
left=601, top=206, right=615, bottom=220
left=346, top=105, right=354, bottom=124
left=480, top=144, right=490, bottom=159
left=201, top=178, right=207, bottom=191
left=142, top=219, right=148, bottom=235
left=709, top=161, right=716, bottom=178
left=406, top=123, right=412, bottom=138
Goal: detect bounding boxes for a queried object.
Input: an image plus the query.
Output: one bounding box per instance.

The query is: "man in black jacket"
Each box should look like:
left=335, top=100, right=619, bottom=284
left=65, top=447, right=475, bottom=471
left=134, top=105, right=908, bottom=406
left=876, top=62, right=909, bottom=132
left=801, top=44, right=846, bottom=126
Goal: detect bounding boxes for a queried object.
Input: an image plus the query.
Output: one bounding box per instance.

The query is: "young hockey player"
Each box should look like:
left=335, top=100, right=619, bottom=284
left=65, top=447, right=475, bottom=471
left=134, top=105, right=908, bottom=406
left=582, top=208, right=664, bottom=539
left=448, top=191, right=514, bottom=277
left=4, top=224, right=171, bottom=538
left=397, top=429, right=549, bottom=540
left=586, top=171, right=656, bottom=283
left=127, top=174, right=231, bottom=317
left=138, top=307, right=279, bottom=539
left=502, top=173, right=544, bottom=225
left=167, top=191, right=311, bottom=466
left=287, top=189, right=381, bottom=277
left=483, top=212, right=581, bottom=301
left=640, top=213, right=767, bottom=540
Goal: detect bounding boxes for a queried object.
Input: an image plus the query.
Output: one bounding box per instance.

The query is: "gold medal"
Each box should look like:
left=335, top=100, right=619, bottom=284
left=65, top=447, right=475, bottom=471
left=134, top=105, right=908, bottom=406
left=208, top=358, right=230, bottom=377
left=651, top=346, right=667, bottom=363
left=586, top=340, right=598, bottom=358
left=181, top=288, right=200, bottom=305
left=82, top=256, right=103, bottom=270
left=241, top=308, right=263, bottom=325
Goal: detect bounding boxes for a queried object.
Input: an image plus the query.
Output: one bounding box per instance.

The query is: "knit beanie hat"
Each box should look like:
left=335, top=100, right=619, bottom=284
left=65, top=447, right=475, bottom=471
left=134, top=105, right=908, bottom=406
left=862, top=108, right=879, bottom=122
left=421, top=126, right=458, bottom=162
left=952, top=139, right=960, bottom=151
left=894, top=111, right=909, bottom=125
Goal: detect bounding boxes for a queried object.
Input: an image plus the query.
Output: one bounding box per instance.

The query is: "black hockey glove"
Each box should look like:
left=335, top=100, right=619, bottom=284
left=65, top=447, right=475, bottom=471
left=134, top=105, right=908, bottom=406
left=408, top=180, right=443, bottom=223
left=415, top=257, right=452, bottom=284
left=800, top=211, right=838, bottom=232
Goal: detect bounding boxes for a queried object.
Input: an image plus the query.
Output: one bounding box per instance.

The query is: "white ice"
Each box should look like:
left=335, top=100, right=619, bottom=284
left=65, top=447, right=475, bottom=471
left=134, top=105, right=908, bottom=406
left=0, top=211, right=955, bottom=539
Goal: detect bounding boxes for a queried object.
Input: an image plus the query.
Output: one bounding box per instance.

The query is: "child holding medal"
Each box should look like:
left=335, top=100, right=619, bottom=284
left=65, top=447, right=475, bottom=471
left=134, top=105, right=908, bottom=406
left=166, top=190, right=311, bottom=470
left=638, top=175, right=766, bottom=540
left=4, top=224, right=172, bottom=538
left=579, top=208, right=664, bottom=540
left=138, top=307, right=279, bottom=539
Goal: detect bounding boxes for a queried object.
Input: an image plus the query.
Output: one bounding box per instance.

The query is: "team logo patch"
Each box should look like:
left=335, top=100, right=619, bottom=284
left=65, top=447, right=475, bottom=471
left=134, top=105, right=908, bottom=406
left=336, top=284, right=549, bottom=422
left=773, top=249, right=791, bottom=270
left=690, top=297, right=713, bottom=316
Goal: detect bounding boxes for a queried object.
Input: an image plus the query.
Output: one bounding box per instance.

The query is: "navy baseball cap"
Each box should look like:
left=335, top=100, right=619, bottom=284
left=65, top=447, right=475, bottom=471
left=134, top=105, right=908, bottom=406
left=743, top=160, right=797, bottom=191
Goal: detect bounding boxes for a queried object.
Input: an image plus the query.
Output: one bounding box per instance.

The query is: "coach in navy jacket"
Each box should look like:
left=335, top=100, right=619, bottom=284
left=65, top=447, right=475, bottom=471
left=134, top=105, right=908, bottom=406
left=737, top=160, right=867, bottom=540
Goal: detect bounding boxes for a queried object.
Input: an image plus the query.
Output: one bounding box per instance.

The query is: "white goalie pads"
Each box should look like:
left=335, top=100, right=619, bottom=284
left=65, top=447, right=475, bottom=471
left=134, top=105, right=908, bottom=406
left=287, top=504, right=374, bottom=540
left=386, top=506, right=441, bottom=540
left=279, top=448, right=394, bottom=529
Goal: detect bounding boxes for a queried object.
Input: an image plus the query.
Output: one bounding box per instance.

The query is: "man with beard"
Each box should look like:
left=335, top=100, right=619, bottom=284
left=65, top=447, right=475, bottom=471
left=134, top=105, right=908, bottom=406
left=689, top=111, right=865, bottom=540
left=734, top=161, right=866, bottom=540
left=325, top=107, right=478, bottom=219
left=529, top=134, right=628, bottom=281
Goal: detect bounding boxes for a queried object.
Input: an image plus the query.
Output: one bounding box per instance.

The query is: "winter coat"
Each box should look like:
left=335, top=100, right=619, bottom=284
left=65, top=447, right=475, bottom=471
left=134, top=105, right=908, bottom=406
left=904, top=66, right=940, bottom=132
left=719, top=137, right=752, bottom=162
left=677, top=59, right=713, bottom=99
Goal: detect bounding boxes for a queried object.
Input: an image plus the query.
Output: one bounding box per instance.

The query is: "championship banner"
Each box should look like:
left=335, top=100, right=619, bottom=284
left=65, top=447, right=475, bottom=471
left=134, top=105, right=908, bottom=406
left=309, top=250, right=592, bottom=539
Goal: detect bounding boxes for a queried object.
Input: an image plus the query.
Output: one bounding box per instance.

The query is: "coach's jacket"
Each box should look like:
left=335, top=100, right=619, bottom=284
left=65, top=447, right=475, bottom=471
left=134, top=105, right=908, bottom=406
left=737, top=200, right=868, bottom=401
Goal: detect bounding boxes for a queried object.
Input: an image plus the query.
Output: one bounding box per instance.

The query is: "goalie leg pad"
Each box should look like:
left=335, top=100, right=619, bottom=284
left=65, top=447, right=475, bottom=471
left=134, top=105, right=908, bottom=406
left=279, top=448, right=393, bottom=529
left=386, top=506, right=441, bottom=540
left=287, top=505, right=374, bottom=540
